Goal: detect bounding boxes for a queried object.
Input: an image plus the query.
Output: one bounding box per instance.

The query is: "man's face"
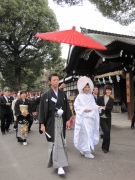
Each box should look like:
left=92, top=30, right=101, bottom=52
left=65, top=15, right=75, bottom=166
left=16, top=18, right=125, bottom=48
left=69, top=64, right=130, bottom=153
left=49, top=76, right=59, bottom=89
left=93, top=88, right=98, bottom=95
left=4, top=91, right=10, bottom=96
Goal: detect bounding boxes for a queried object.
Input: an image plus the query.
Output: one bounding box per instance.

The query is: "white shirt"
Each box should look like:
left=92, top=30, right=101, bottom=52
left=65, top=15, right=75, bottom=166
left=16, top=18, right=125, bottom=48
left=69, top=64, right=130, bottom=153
left=53, top=90, right=58, bottom=98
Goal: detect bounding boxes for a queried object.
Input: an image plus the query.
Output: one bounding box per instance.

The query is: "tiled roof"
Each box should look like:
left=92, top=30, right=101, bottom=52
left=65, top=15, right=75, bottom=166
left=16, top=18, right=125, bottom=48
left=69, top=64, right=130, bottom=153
left=81, top=27, right=135, bottom=46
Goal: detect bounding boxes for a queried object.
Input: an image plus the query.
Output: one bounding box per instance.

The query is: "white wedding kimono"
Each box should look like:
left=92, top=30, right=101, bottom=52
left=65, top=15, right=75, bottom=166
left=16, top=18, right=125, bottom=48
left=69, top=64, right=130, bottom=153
left=74, top=93, right=100, bottom=153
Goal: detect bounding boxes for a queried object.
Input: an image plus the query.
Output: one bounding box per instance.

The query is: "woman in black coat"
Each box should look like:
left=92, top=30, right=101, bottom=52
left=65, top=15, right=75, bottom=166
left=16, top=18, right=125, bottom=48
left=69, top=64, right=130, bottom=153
left=97, top=85, right=114, bottom=153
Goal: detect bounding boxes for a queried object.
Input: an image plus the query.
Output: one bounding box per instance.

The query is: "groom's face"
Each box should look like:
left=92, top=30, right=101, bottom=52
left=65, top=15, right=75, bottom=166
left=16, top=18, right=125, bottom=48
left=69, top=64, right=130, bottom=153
left=49, top=76, right=59, bottom=89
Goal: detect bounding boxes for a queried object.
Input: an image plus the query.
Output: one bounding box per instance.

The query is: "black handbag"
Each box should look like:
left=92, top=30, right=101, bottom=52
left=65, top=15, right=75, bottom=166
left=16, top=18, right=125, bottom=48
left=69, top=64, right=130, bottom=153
left=121, top=102, right=127, bottom=112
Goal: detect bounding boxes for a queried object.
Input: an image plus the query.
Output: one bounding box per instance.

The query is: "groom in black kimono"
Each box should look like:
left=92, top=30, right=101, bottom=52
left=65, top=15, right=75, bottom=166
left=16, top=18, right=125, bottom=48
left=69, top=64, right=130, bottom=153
left=39, top=73, right=72, bottom=176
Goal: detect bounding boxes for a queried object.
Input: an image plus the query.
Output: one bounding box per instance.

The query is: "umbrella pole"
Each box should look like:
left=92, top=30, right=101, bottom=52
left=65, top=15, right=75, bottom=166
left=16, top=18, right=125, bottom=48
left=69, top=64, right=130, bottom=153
left=63, top=45, right=72, bottom=83
left=67, top=45, right=72, bottom=65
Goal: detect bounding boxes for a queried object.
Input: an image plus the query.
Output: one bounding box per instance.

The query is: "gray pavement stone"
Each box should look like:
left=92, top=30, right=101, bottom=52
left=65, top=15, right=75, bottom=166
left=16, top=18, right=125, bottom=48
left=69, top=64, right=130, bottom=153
left=0, top=113, right=135, bottom=180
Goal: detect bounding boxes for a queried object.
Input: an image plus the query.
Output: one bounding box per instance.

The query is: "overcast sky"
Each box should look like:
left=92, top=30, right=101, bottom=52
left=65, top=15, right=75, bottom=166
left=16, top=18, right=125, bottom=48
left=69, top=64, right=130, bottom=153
left=48, top=1, right=134, bottom=59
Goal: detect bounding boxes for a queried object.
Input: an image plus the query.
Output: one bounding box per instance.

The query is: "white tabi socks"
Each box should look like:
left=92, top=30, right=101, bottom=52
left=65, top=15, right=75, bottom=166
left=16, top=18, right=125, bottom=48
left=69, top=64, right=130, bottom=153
left=85, top=152, right=94, bottom=159
left=80, top=151, right=94, bottom=158
left=58, top=167, right=65, bottom=175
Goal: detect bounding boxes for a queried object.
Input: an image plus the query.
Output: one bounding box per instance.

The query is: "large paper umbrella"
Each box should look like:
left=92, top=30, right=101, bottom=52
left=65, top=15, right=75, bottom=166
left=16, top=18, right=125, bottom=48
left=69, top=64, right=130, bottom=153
left=35, top=26, right=107, bottom=63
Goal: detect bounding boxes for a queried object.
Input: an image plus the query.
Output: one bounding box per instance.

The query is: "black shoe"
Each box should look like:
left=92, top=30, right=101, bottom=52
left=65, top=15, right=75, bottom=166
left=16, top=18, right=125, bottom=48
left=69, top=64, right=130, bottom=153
left=131, top=127, right=135, bottom=129
left=6, top=129, right=9, bottom=132
left=2, top=132, right=5, bottom=135
left=102, top=149, right=108, bottom=153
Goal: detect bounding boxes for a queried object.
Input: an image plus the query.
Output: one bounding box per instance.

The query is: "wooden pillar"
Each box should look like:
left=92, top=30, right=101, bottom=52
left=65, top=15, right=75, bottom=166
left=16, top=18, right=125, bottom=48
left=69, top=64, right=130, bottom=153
left=126, top=71, right=134, bottom=120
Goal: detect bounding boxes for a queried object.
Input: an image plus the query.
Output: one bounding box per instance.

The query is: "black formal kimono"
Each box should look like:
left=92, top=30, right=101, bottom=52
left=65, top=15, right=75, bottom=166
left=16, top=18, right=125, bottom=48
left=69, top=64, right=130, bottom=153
left=97, top=96, right=114, bottom=152
left=39, top=88, right=72, bottom=168
left=39, top=88, right=72, bottom=142
left=15, top=98, right=32, bottom=142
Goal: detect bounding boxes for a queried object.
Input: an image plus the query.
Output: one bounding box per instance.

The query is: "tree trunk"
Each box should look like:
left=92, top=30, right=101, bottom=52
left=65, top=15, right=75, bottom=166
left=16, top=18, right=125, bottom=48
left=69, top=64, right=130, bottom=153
left=15, top=67, right=21, bottom=91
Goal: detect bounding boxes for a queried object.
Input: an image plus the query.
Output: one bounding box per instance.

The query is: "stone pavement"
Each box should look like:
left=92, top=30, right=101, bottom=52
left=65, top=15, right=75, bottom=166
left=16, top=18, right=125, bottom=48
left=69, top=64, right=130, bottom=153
left=0, top=113, right=135, bottom=180
left=111, top=112, right=131, bottom=127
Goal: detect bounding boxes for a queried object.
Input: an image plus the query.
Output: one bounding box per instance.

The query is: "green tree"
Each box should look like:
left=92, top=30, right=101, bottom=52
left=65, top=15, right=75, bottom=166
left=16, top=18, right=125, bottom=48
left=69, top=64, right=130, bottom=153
left=30, top=57, right=66, bottom=92
left=53, top=0, right=135, bottom=25
left=45, top=57, right=66, bottom=79
left=90, top=0, right=135, bottom=25
left=31, top=70, right=50, bottom=92
left=53, top=0, right=83, bottom=6
left=0, top=0, right=61, bottom=91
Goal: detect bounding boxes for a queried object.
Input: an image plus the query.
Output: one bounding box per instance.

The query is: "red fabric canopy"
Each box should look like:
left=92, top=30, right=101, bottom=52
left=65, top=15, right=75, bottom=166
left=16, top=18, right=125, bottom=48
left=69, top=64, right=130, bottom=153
left=35, top=26, right=107, bottom=50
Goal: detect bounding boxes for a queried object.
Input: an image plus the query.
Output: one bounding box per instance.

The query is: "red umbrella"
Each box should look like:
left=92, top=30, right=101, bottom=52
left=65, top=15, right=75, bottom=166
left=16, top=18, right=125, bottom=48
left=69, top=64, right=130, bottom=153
left=35, top=26, right=107, bottom=80
left=35, top=26, right=107, bottom=52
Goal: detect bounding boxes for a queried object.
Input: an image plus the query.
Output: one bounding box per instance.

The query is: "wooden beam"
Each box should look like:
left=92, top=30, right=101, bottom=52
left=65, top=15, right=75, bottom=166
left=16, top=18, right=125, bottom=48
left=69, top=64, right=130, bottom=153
left=126, top=72, right=134, bottom=120
left=95, top=62, right=123, bottom=74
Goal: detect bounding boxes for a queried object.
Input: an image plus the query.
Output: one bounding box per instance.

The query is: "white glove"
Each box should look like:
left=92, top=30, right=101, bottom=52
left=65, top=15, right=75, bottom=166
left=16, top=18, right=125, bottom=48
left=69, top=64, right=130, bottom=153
left=57, top=108, right=64, bottom=117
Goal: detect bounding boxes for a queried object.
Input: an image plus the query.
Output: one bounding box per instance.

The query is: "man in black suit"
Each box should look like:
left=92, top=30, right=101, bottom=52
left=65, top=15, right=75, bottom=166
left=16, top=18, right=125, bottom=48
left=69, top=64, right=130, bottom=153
left=0, top=89, right=12, bottom=135
left=30, top=93, right=38, bottom=124
left=92, top=86, right=99, bottom=103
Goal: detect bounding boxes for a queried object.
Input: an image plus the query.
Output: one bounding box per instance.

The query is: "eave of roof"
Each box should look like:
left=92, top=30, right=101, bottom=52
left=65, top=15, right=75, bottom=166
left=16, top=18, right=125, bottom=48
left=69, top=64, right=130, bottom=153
left=81, top=27, right=135, bottom=39
left=81, top=27, right=135, bottom=46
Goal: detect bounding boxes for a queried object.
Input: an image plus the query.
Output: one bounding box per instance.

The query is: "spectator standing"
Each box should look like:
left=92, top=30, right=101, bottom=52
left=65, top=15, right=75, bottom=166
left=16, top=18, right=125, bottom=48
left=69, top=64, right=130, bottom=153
left=34, top=92, right=43, bottom=122
left=31, top=93, right=38, bottom=124
left=15, top=90, right=32, bottom=146
left=0, top=89, right=12, bottom=135
left=92, top=86, right=99, bottom=103
left=97, top=85, right=114, bottom=153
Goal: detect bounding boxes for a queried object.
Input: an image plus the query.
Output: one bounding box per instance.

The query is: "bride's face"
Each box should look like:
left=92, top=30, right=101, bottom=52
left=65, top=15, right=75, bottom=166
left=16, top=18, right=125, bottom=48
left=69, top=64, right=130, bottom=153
left=83, top=85, right=90, bottom=94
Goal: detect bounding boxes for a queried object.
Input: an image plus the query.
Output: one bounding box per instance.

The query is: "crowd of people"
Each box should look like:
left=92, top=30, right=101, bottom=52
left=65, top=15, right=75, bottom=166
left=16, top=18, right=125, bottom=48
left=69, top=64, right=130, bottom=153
left=38, top=73, right=114, bottom=175
left=0, top=73, right=115, bottom=176
left=0, top=90, right=43, bottom=146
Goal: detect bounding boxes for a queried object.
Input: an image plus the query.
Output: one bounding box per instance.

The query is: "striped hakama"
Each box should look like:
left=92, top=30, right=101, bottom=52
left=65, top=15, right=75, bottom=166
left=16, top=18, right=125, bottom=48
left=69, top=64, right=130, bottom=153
left=47, top=114, right=68, bottom=168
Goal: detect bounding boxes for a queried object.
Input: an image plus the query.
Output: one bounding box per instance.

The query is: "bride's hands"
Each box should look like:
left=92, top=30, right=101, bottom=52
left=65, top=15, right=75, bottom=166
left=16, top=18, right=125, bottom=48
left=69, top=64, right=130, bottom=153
left=99, top=106, right=106, bottom=109
left=84, top=109, right=91, bottom=112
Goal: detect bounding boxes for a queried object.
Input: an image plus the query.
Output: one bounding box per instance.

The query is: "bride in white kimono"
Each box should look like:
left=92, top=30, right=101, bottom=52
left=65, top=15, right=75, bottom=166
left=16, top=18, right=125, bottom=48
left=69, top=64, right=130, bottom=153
left=74, top=76, right=101, bottom=159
